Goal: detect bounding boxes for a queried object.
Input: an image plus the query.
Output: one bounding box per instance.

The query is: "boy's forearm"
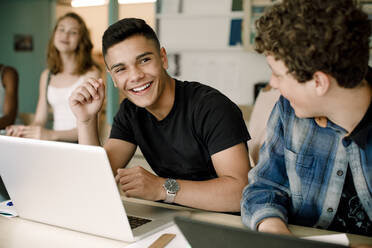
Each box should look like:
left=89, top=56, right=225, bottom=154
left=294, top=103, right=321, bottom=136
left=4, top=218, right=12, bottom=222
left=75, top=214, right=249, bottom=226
left=257, top=217, right=292, bottom=235
left=77, top=116, right=100, bottom=146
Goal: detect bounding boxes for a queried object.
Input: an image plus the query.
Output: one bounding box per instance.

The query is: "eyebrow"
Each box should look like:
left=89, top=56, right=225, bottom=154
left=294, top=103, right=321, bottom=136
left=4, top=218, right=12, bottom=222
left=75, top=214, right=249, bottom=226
left=57, top=25, right=79, bottom=31
left=109, top=51, right=154, bottom=71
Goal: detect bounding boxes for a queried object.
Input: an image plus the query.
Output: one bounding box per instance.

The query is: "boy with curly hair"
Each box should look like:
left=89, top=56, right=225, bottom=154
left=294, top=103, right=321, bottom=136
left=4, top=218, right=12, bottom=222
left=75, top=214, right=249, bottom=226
left=241, top=0, right=372, bottom=236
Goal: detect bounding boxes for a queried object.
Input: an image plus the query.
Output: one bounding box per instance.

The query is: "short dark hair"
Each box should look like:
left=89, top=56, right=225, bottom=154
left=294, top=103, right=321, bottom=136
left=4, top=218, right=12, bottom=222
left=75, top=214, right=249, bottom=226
left=255, top=0, right=371, bottom=88
left=102, top=18, right=160, bottom=58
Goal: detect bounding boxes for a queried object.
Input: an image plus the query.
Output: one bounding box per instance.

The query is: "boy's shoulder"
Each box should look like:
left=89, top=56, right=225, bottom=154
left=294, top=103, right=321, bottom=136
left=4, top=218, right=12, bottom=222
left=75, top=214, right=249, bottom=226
left=176, top=79, right=233, bottom=107
left=177, top=80, right=220, bottom=95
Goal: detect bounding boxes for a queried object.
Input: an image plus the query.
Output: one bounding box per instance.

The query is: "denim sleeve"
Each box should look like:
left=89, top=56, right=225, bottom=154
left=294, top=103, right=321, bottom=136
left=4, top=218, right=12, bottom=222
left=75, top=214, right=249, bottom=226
left=241, top=97, right=291, bottom=230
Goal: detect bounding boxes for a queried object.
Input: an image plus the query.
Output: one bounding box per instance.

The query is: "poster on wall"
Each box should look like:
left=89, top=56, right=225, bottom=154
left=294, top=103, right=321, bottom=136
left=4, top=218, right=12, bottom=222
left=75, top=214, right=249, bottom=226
left=14, top=34, right=33, bottom=52
left=229, top=18, right=243, bottom=46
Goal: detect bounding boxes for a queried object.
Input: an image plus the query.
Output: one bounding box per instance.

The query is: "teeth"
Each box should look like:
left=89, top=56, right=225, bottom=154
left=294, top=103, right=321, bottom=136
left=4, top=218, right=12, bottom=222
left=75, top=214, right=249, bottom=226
left=132, top=83, right=150, bottom=92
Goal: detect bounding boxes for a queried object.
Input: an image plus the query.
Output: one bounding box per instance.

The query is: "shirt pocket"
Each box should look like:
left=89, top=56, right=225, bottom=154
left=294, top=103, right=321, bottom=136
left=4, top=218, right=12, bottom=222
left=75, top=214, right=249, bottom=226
left=284, top=148, right=315, bottom=214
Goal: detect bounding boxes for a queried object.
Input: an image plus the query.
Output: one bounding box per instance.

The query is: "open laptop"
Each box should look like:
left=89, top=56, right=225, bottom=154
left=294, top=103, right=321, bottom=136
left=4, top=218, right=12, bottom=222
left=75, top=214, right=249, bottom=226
left=0, top=135, right=188, bottom=242
left=174, top=216, right=347, bottom=248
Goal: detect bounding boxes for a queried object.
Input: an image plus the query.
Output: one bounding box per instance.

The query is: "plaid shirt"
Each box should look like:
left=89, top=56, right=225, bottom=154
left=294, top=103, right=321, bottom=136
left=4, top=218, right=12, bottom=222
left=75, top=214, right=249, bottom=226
left=241, top=96, right=372, bottom=230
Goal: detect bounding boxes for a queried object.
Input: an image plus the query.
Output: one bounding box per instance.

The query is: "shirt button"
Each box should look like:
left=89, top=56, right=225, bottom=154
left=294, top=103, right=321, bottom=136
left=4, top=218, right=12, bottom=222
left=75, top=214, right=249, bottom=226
left=327, top=208, right=333, bottom=213
left=337, top=170, right=343, bottom=176
left=342, top=138, right=351, bottom=147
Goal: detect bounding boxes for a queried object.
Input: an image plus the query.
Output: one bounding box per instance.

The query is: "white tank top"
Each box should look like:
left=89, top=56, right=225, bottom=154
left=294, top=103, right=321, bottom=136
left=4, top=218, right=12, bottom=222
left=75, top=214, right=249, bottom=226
left=0, top=66, right=5, bottom=117
left=47, top=76, right=84, bottom=131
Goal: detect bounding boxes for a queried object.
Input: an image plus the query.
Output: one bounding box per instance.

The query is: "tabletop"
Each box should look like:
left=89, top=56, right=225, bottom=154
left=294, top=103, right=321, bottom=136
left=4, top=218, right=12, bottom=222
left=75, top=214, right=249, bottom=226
left=0, top=196, right=371, bottom=248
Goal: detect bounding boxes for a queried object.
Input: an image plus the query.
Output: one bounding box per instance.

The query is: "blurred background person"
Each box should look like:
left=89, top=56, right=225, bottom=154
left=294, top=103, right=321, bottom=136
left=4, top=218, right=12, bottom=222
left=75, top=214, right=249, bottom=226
left=7, top=12, right=100, bottom=142
left=0, top=64, right=18, bottom=130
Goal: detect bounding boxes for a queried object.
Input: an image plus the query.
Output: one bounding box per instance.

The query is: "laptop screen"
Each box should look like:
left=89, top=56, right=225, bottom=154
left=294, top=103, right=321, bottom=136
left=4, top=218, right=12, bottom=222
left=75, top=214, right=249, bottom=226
left=174, top=216, right=346, bottom=248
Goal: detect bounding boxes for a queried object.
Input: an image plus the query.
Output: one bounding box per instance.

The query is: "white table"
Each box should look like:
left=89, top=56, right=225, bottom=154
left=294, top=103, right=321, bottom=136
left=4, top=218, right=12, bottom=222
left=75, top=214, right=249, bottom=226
left=0, top=197, right=371, bottom=248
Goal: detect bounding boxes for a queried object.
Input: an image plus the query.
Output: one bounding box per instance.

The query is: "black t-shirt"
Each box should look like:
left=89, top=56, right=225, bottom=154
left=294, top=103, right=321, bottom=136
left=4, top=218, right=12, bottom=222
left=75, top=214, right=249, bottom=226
left=110, top=80, right=251, bottom=180
left=328, top=86, right=372, bottom=236
left=328, top=166, right=372, bottom=236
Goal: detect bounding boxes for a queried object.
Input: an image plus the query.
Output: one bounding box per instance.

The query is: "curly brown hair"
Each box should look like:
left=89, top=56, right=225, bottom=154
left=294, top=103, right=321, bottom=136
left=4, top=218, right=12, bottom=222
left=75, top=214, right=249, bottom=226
left=255, top=0, right=371, bottom=88
left=47, top=12, right=98, bottom=75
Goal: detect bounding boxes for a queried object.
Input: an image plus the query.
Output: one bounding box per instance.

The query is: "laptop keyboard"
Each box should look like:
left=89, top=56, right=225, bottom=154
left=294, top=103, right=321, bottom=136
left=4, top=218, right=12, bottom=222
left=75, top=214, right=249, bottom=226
left=128, top=215, right=152, bottom=229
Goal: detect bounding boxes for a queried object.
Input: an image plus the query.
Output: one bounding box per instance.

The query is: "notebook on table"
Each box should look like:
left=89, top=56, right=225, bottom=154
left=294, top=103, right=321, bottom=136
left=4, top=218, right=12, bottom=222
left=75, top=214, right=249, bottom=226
left=174, top=216, right=347, bottom=248
left=0, top=135, right=187, bottom=242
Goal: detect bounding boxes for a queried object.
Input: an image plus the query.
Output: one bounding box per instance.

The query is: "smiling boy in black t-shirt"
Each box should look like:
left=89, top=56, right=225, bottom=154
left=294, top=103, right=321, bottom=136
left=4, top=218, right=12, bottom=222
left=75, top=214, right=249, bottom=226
left=69, top=18, right=251, bottom=212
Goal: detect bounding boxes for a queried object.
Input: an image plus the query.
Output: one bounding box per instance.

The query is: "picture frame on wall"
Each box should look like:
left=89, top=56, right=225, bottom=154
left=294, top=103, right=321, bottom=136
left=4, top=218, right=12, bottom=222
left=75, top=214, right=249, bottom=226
left=243, top=0, right=280, bottom=51
left=14, top=34, right=33, bottom=52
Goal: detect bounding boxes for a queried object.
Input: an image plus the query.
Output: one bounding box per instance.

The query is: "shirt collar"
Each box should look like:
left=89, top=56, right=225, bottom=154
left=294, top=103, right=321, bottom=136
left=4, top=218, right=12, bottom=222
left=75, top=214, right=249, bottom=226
left=348, top=98, right=372, bottom=148
left=348, top=66, right=372, bottom=148
left=314, top=67, right=372, bottom=148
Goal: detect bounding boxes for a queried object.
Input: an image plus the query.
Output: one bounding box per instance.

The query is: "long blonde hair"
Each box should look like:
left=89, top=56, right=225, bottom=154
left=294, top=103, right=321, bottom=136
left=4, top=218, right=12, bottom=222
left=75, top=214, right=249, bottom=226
left=47, top=12, right=98, bottom=75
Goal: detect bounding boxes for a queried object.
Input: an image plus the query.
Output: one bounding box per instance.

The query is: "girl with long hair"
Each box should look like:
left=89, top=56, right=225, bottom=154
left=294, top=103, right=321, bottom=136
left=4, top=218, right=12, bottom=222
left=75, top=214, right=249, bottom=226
left=7, top=12, right=100, bottom=142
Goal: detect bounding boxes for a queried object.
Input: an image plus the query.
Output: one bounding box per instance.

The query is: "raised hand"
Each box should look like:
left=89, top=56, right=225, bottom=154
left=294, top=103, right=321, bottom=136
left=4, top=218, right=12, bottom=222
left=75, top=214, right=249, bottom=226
left=69, top=78, right=105, bottom=123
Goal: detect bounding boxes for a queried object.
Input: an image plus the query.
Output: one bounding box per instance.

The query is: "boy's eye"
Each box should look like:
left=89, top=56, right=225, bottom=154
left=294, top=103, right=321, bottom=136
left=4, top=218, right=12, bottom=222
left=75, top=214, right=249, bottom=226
left=140, top=57, right=150, bottom=63
left=115, top=68, right=125, bottom=73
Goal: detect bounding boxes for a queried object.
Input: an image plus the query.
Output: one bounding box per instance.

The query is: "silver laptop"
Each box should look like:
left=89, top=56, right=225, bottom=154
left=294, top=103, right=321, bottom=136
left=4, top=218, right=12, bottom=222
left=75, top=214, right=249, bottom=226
left=0, top=135, right=187, bottom=242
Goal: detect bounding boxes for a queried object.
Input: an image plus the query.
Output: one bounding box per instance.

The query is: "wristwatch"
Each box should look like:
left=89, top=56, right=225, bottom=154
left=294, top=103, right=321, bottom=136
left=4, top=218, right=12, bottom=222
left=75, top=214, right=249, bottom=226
left=163, top=178, right=180, bottom=203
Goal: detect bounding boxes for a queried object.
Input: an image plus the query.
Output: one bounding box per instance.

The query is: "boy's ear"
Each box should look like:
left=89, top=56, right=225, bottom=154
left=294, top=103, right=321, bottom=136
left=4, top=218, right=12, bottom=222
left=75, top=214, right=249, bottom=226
left=313, top=71, right=330, bottom=96
left=160, top=47, right=169, bottom=70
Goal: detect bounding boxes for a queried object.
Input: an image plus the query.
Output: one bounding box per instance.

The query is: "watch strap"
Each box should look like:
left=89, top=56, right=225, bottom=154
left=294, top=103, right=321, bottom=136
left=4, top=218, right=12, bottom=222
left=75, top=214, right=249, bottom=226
left=164, top=190, right=176, bottom=203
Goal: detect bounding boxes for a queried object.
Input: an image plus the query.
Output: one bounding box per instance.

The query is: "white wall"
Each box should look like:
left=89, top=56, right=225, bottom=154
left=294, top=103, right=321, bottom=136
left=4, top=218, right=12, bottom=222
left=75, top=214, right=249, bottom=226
left=178, top=51, right=270, bottom=106
left=56, top=0, right=271, bottom=105
left=119, top=3, right=155, bottom=29
left=158, top=0, right=271, bottom=105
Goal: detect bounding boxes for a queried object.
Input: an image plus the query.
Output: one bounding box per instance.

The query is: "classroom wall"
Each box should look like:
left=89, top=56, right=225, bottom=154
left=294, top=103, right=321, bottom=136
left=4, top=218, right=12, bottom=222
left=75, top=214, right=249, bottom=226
left=61, top=0, right=271, bottom=106
left=0, top=0, right=269, bottom=115
left=179, top=51, right=270, bottom=106
left=1, top=0, right=371, bottom=115
left=0, top=0, right=55, bottom=114
left=0, top=0, right=154, bottom=115
left=157, top=0, right=271, bottom=106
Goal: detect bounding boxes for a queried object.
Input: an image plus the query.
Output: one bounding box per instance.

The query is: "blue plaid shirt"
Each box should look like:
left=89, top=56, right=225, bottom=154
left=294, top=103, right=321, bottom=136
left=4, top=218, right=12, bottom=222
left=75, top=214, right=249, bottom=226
left=241, top=96, right=372, bottom=230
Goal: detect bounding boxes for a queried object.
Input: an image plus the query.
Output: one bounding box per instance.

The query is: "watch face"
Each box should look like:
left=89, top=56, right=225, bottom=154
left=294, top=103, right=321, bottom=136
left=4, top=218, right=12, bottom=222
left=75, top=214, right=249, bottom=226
left=165, top=179, right=179, bottom=193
